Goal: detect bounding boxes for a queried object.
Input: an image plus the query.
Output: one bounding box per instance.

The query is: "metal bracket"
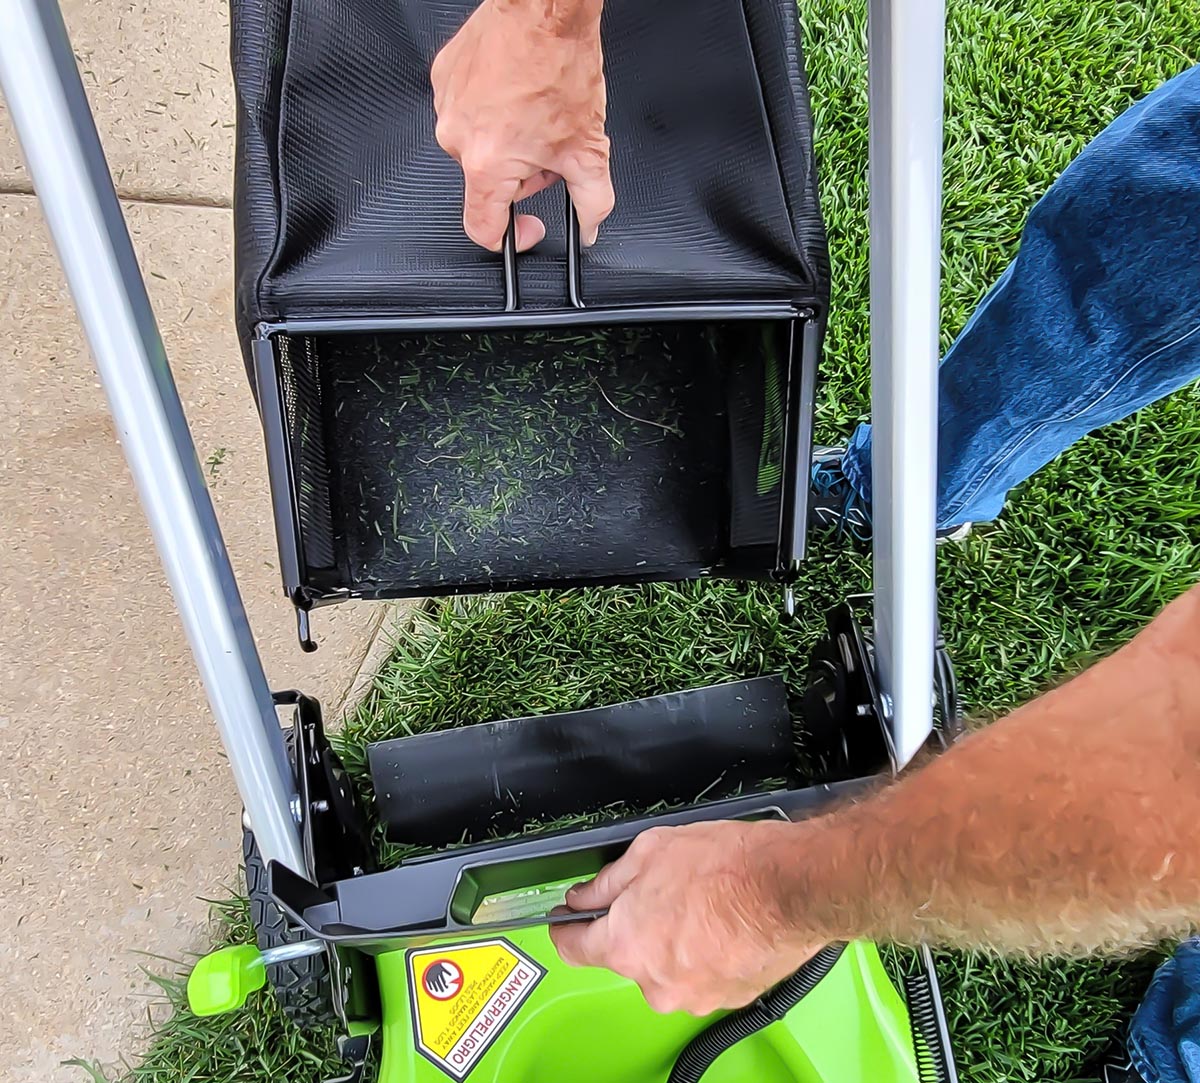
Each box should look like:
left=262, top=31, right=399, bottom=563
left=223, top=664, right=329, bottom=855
left=324, top=1034, right=372, bottom=1083
left=802, top=602, right=891, bottom=779
left=295, top=607, right=317, bottom=653
left=270, top=690, right=379, bottom=1067
left=802, top=598, right=960, bottom=779
left=273, top=690, right=375, bottom=885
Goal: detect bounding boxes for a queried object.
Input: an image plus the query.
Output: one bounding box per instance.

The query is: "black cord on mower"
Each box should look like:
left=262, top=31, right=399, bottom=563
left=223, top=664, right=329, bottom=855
left=933, top=624, right=963, bottom=745
left=665, top=943, right=846, bottom=1083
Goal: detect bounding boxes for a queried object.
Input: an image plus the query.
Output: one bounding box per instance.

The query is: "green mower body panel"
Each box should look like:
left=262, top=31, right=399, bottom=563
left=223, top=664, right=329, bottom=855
left=374, top=933, right=917, bottom=1083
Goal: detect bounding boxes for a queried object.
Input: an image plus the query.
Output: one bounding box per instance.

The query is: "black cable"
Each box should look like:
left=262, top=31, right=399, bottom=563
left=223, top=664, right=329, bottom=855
left=933, top=645, right=963, bottom=744
left=666, top=943, right=846, bottom=1083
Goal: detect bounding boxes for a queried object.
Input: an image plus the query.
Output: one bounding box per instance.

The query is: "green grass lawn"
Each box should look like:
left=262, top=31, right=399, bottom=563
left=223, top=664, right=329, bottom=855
left=88, top=0, right=1200, bottom=1080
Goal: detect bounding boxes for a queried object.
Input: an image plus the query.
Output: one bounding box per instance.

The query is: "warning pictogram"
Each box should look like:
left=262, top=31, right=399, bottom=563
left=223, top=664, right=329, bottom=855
left=421, top=959, right=463, bottom=1000
left=407, top=938, right=545, bottom=1079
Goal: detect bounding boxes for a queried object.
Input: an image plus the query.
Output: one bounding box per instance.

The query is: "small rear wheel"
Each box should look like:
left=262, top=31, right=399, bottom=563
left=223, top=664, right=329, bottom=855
left=243, top=826, right=336, bottom=1028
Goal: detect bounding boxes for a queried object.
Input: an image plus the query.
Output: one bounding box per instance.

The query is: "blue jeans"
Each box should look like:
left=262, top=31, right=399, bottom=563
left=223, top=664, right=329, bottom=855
left=842, top=64, right=1200, bottom=1080
left=841, top=63, right=1200, bottom=531
left=1131, top=940, right=1200, bottom=1083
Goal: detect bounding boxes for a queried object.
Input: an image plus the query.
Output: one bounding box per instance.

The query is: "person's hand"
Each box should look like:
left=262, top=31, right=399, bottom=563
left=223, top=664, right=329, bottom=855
left=430, top=0, right=615, bottom=252
left=423, top=962, right=456, bottom=995
left=549, top=821, right=827, bottom=1015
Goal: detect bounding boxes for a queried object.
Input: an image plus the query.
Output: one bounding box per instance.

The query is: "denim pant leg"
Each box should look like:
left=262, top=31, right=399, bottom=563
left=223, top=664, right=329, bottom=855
left=842, top=63, right=1200, bottom=530
left=1129, top=939, right=1200, bottom=1083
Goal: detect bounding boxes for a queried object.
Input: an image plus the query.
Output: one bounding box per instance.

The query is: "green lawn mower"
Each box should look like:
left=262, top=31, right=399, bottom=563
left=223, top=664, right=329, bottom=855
left=0, top=0, right=957, bottom=1080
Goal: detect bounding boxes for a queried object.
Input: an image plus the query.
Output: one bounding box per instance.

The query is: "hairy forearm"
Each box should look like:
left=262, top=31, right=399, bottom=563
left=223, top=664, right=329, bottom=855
left=772, top=584, right=1200, bottom=955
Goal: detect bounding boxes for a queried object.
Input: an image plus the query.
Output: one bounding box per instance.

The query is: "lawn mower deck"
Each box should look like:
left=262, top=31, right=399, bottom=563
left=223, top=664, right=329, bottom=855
left=187, top=600, right=958, bottom=1083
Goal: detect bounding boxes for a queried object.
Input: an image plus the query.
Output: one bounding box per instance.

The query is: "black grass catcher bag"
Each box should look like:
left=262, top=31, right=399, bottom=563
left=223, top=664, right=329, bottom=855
left=230, top=0, right=831, bottom=633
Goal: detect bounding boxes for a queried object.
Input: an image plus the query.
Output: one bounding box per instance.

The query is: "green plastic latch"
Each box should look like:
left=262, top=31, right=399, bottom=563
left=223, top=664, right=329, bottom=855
left=187, top=944, right=267, bottom=1016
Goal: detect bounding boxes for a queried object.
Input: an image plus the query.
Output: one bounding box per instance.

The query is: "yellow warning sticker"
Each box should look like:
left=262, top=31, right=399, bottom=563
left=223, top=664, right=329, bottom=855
left=407, top=938, right=545, bottom=1079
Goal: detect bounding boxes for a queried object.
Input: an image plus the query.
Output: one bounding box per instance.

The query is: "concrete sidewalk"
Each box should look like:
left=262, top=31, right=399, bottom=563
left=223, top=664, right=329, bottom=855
left=0, top=0, right=235, bottom=204
left=0, top=3, right=400, bottom=1079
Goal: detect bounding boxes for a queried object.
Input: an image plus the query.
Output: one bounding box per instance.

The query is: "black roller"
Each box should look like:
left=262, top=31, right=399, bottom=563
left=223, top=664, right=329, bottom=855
left=368, top=675, right=796, bottom=846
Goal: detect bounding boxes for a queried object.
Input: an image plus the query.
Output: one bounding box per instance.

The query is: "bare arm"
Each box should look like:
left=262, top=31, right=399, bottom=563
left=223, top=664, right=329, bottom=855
left=431, top=0, right=613, bottom=251
left=552, top=584, right=1200, bottom=1014
left=782, top=582, right=1200, bottom=953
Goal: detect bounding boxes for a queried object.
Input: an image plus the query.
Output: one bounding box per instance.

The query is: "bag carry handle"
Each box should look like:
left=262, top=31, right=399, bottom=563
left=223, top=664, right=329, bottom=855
left=502, top=186, right=585, bottom=312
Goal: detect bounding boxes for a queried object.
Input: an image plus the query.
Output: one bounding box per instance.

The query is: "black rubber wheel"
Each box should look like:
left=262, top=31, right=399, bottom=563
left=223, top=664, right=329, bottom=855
left=243, top=826, right=337, bottom=1029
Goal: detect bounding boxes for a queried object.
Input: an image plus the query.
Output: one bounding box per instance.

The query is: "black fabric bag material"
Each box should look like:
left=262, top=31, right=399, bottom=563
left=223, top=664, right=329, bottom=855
left=229, top=0, right=829, bottom=336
